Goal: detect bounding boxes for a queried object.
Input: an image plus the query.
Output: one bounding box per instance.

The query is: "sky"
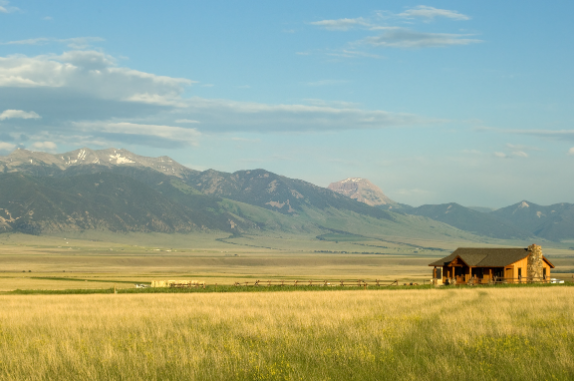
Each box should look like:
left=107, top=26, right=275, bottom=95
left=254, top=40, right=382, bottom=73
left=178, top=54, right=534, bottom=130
left=0, top=0, right=573, bottom=208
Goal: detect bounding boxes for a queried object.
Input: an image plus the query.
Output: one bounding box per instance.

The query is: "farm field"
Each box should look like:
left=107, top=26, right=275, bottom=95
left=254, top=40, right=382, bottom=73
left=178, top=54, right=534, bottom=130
left=1, top=288, right=574, bottom=380
left=1, top=232, right=573, bottom=291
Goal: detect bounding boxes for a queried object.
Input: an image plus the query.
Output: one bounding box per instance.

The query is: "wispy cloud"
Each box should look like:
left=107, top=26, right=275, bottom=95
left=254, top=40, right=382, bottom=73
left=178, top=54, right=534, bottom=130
left=231, top=137, right=261, bottom=143
left=0, top=141, right=15, bottom=151
left=0, top=110, right=41, bottom=120
left=304, top=79, right=350, bottom=87
left=31, top=141, right=57, bottom=151
left=310, top=17, right=371, bottom=31
left=494, top=150, right=528, bottom=159
left=569, top=147, right=574, bottom=156
left=397, top=6, right=470, bottom=21
left=360, top=28, right=481, bottom=48
left=326, top=49, right=383, bottom=59
left=309, top=7, right=479, bottom=53
left=506, top=129, right=574, bottom=142
left=0, top=1, right=19, bottom=13
left=1, top=37, right=105, bottom=49
left=506, top=143, right=541, bottom=152
left=74, top=122, right=201, bottom=148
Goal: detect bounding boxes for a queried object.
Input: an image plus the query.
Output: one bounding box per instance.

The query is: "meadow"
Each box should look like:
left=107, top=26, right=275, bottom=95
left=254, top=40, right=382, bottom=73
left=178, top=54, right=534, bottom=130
left=0, top=288, right=573, bottom=380
left=1, top=232, right=574, bottom=380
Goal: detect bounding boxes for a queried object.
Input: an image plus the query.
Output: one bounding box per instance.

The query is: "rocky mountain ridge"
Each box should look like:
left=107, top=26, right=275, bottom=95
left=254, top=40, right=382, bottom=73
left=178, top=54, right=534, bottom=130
left=328, top=177, right=398, bottom=208
left=0, top=147, right=196, bottom=178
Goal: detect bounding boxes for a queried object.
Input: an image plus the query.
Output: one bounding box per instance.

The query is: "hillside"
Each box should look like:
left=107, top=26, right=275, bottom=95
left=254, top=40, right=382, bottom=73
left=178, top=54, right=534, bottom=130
left=0, top=172, right=237, bottom=234
left=492, top=201, right=574, bottom=241
left=405, top=203, right=532, bottom=240
left=184, top=169, right=396, bottom=220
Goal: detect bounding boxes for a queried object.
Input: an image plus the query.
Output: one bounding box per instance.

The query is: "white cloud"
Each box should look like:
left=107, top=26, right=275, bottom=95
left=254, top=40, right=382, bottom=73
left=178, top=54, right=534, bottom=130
left=310, top=18, right=371, bottom=31
left=0, top=50, right=443, bottom=149
left=361, top=28, right=481, bottom=48
left=0, top=141, right=15, bottom=151
left=326, top=49, right=383, bottom=59
left=74, top=121, right=201, bottom=147
left=31, top=141, right=57, bottom=150
left=1, top=37, right=104, bottom=49
left=0, top=51, right=192, bottom=100
left=494, top=150, right=528, bottom=159
left=568, top=147, right=574, bottom=156
left=512, top=151, right=528, bottom=158
left=0, top=1, right=18, bottom=13
left=397, top=6, right=470, bottom=21
left=0, top=109, right=41, bottom=120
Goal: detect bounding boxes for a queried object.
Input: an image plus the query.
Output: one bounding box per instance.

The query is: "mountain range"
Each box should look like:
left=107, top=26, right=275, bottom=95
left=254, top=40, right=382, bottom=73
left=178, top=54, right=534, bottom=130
left=0, top=148, right=462, bottom=241
left=1, top=147, right=572, bottom=242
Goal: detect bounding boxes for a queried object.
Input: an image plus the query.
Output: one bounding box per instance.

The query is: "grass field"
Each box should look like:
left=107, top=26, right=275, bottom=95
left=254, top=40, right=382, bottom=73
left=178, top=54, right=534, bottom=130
left=1, top=232, right=574, bottom=380
left=1, top=288, right=573, bottom=380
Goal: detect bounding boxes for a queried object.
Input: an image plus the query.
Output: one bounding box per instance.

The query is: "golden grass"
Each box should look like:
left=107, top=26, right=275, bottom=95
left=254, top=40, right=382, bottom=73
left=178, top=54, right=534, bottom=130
left=1, top=288, right=573, bottom=380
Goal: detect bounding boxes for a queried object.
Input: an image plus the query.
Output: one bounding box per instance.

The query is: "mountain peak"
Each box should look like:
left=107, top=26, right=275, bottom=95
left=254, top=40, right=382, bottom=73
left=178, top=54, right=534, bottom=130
left=328, top=177, right=397, bottom=207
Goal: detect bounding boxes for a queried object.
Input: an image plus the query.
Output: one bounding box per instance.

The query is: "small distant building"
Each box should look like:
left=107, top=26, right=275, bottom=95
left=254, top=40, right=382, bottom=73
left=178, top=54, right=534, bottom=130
left=429, top=244, right=554, bottom=285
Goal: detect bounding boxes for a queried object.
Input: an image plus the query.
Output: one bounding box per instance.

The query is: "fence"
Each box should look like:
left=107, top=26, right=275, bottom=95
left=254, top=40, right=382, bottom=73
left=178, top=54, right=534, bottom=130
left=231, top=279, right=422, bottom=288
left=458, top=276, right=551, bottom=286
left=147, top=279, right=426, bottom=289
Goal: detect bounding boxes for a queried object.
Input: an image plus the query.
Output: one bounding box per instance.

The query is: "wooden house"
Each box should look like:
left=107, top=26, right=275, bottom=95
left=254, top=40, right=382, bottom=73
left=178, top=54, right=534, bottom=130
left=429, top=244, right=554, bottom=285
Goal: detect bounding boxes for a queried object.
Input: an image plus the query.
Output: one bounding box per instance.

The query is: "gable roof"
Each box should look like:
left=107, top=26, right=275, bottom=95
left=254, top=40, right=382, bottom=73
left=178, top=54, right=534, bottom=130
left=429, top=247, right=554, bottom=268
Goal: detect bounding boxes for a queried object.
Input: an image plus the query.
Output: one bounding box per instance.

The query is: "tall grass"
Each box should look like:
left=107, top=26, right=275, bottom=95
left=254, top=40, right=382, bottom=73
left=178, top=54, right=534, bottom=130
left=0, top=288, right=573, bottom=380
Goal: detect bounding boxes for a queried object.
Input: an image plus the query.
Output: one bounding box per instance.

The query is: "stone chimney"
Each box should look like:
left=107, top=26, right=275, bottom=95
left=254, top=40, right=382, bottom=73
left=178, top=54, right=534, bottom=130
left=527, top=244, right=544, bottom=280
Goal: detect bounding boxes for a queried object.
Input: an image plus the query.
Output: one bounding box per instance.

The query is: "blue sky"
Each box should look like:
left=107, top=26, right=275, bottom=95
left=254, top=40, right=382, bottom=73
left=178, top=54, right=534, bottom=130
left=0, top=1, right=573, bottom=207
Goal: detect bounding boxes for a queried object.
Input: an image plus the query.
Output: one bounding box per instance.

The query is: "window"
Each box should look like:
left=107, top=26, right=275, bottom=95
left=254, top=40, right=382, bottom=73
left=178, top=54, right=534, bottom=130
left=436, top=268, right=442, bottom=279
left=543, top=268, right=547, bottom=280
left=518, top=268, right=522, bottom=279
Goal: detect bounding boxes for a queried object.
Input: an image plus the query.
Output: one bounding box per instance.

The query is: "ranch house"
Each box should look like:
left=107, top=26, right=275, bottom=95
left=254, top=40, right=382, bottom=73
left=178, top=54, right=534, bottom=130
left=429, top=244, right=554, bottom=285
